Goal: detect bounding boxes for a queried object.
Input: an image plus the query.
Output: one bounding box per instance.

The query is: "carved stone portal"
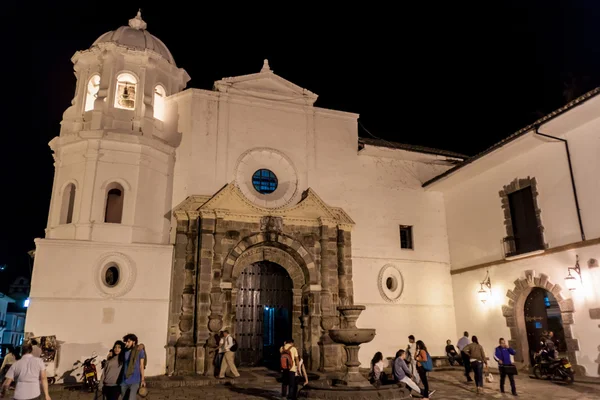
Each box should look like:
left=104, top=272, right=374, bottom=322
left=167, top=183, right=355, bottom=375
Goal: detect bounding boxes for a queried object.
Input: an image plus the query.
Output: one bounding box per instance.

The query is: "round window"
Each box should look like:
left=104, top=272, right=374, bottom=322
left=386, top=276, right=397, bottom=291
left=252, top=169, right=278, bottom=194
left=104, top=265, right=120, bottom=287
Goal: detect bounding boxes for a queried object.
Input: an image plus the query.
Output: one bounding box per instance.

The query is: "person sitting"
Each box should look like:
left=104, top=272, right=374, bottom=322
left=445, top=340, right=462, bottom=366
left=369, top=352, right=388, bottom=387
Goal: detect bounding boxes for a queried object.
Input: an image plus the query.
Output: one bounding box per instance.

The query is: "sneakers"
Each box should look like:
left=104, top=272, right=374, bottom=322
left=429, top=390, right=436, bottom=397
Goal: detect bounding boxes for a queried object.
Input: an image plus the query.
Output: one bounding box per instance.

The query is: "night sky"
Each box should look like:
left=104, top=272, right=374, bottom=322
left=1, top=1, right=599, bottom=291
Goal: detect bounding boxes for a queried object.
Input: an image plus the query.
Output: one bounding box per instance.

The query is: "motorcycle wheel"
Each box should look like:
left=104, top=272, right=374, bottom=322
left=563, top=371, right=575, bottom=385
left=533, top=365, right=544, bottom=380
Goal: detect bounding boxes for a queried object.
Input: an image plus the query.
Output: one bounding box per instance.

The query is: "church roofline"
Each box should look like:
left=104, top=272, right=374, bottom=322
left=422, top=85, right=600, bottom=188
left=358, top=137, right=468, bottom=160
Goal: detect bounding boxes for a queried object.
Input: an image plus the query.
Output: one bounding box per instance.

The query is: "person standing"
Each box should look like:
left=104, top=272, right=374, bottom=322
left=415, top=340, right=436, bottom=399
left=0, top=343, right=51, bottom=400
left=214, top=331, right=225, bottom=377
left=494, top=338, right=517, bottom=396
left=121, top=333, right=146, bottom=400
left=102, top=340, right=125, bottom=400
left=457, top=331, right=472, bottom=382
left=218, top=330, right=240, bottom=379
left=280, top=339, right=299, bottom=399
left=406, top=335, right=420, bottom=385
left=463, top=336, right=488, bottom=395
left=0, top=347, right=16, bottom=382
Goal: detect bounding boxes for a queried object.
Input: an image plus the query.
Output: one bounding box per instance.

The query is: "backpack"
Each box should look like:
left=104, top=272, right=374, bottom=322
left=281, top=348, right=293, bottom=370
left=421, top=352, right=433, bottom=372
left=230, top=337, right=238, bottom=352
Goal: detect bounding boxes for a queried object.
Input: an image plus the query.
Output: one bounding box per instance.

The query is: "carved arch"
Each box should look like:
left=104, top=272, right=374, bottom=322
left=232, top=246, right=306, bottom=289
left=502, top=270, right=584, bottom=374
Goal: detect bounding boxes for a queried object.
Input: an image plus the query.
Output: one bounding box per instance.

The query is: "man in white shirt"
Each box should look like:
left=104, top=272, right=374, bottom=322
left=457, top=331, right=473, bottom=382
left=217, top=330, right=240, bottom=379
left=406, top=335, right=420, bottom=384
left=1, top=343, right=51, bottom=400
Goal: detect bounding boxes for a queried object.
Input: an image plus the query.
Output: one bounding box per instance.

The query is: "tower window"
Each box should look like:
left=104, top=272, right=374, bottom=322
left=114, top=73, right=137, bottom=110
left=154, top=85, right=166, bottom=121
left=399, top=225, right=413, bottom=250
left=60, top=183, right=77, bottom=224
left=252, top=169, right=278, bottom=194
left=85, top=75, right=100, bottom=112
left=104, top=184, right=125, bottom=223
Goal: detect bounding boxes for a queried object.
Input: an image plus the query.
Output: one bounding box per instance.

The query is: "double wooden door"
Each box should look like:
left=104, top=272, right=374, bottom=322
left=235, top=261, right=293, bottom=368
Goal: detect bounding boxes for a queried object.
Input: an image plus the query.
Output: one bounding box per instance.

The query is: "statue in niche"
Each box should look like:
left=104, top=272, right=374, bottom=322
left=260, top=216, right=283, bottom=233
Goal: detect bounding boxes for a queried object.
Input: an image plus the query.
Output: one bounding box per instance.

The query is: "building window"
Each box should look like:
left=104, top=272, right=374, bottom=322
left=500, top=177, right=545, bottom=258
left=60, top=183, right=76, bottom=224
left=104, top=184, right=125, bottom=223
left=84, top=74, right=100, bottom=112
left=154, top=85, right=166, bottom=121
left=399, top=225, right=413, bottom=249
left=104, top=264, right=120, bottom=287
left=114, top=73, right=137, bottom=110
left=252, top=169, right=278, bottom=194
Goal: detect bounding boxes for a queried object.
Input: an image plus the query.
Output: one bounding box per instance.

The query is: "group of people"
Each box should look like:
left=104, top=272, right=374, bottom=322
left=370, top=336, right=436, bottom=399
left=456, top=331, right=519, bottom=396
left=101, top=333, right=147, bottom=400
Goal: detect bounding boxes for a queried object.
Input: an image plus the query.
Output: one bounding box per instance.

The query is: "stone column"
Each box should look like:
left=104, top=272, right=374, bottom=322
left=195, top=212, right=216, bottom=375
left=174, top=215, right=198, bottom=374
left=337, top=228, right=354, bottom=305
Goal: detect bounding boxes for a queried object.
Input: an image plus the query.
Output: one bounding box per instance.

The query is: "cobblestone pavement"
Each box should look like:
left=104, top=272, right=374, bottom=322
left=39, top=369, right=600, bottom=399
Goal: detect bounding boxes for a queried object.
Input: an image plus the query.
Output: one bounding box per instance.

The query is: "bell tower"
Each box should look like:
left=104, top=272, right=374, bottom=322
left=46, top=10, right=190, bottom=244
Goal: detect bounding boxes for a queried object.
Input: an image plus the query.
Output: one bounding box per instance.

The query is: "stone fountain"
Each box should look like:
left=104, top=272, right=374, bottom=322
left=299, top=305, right=410, bottom=399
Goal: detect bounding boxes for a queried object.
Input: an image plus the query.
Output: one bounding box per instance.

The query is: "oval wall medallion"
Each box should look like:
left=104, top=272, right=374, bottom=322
left=378, top=264, right=404, bottom=303
left=93, top=252, right=137, bottom=298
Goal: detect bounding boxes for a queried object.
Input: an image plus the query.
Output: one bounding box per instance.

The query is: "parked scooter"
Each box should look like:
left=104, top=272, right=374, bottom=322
left=532, top=353, right=575, bottom=384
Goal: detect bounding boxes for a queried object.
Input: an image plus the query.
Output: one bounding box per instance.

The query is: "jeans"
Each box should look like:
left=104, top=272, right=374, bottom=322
left=214, top=352, right=224, bottom=376
left=281, top=370, right=298, bottom=399
left=500, top=366, right=517, bottom=394
left=400, top=376, right=421, bottom=393
left=121, top=383, right=140, bottom=400
left=417, top=366, right=429, bottom=398
left=447, top=352, right=461, bottom=366
left=461, top=351, right=472, bottom=380
left=471, top=361, right=484, bottom=388
left=102, top=384, right=121, bottom=400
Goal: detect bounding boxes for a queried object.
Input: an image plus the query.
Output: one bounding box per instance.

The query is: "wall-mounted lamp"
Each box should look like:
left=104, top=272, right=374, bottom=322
left=564, top=255, right=582, bottom=291
left=478, top=270, right=492, bottom=304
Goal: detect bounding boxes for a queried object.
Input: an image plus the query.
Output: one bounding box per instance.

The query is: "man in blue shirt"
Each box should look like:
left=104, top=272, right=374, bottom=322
left=494, top=338, right=517, bottom=396
left=121, top=333, right=146, bottom=399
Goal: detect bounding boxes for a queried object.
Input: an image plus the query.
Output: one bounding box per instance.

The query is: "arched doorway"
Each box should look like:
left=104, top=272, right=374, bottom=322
left=524, top=287, right=566, bottom=364
left=235, top=261, right=293, bottom=368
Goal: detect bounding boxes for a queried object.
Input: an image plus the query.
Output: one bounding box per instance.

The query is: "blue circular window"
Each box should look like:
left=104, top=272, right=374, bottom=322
left=252, top=169, right=278, bottom=194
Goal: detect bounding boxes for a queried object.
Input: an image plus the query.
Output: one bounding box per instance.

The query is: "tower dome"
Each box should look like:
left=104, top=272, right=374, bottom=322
left=92, top=10, right=176, bottom=65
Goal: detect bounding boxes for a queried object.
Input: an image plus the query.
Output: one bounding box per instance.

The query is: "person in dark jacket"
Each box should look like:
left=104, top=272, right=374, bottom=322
left=445, top=340, right=462, bottom=366
left=494, top=338, right=517, bottom=396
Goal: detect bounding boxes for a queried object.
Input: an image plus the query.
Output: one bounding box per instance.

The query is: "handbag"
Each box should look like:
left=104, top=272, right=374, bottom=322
left=485, top=372, right=494, bottom=383
left=500, top=364, right=518, bottom=376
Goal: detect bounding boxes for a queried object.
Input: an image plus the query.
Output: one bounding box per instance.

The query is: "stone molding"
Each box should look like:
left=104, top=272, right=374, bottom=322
left=92, top=251, right=137, bottom=298
left=502, top=270, right=584, bottom=375
left=377, top=264, right=404, bottom=303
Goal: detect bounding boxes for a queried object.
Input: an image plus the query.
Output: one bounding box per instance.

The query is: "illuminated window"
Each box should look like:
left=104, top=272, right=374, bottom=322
left=105, top=183, right=125, bottom=223
left=114, top=73, right=137, bottom=110
left=84, top=75, right=100, bottom=112
left=154, top=85, right=166, bottom=121
left=252, top=169, right=278, bottom=194
left=60, top=183, right=76, bottom=224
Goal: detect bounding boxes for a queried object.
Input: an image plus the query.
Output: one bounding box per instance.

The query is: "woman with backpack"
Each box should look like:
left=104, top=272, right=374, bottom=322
left=415, top=340, right=435, bottom=399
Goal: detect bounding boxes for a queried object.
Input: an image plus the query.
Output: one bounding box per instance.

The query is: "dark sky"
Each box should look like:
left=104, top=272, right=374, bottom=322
left=1, top=1, right=599, bottom=291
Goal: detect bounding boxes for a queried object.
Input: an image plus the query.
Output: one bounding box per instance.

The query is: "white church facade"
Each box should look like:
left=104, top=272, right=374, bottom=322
left=26, top=12, right=600, bottom=379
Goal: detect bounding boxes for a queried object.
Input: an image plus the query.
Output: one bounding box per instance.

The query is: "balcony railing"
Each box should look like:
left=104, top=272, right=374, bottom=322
left=503, top=233, right=545, bottom=258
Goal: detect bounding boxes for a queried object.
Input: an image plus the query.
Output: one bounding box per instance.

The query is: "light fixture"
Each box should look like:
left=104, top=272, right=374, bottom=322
left=478, top=270, right=492, bottom=304
left=564, top=255, right=581, bottom=291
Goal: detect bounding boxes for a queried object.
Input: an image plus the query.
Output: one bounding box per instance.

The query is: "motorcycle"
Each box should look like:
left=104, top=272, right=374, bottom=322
left=532, top=353, right=575, bottom=384
left=76, top=353, right=101, bottom=392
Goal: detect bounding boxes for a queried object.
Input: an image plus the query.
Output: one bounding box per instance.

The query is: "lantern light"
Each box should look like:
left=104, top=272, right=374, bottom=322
left=478, top=270, right=492, bottom=304
left=564, top=255, right=581, bottom=291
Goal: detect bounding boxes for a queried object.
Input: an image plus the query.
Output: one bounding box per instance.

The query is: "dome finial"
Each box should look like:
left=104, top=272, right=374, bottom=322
left=129, top=8, right=147, bottom=30
left=261, top=59, right=272, bottom=73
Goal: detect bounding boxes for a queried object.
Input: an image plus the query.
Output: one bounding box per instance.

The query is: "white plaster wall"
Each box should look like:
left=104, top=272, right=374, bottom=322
left=26, top=239, right=173, bottom=379
left=451, top=245, right=600, bottom=376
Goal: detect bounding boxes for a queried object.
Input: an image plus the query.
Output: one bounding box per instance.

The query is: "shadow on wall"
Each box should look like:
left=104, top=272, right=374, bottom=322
left=56, top=342, right=109, bottom=384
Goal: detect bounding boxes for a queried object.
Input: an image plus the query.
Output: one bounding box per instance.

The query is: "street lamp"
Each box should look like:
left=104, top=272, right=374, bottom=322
left=478, top=270, right=492, bottom=304
left=564, top=255, right=581, bottom=291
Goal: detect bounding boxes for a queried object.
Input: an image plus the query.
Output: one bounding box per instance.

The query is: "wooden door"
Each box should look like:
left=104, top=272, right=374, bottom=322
left=235, top=261, right=293, bottom=367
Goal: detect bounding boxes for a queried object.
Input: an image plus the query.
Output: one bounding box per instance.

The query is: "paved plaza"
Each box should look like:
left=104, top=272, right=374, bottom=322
left=39, top=369, right=600, bottom=399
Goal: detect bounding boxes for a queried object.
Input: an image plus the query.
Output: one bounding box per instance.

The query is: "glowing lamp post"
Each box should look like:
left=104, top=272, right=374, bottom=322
left=478, top=270, right=492, bottom=304
left=564, top=255, right=581, bottom=291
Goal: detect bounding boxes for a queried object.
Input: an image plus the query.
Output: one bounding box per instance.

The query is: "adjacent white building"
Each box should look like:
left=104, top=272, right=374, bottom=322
left=26, top=11, right=599, bottom=379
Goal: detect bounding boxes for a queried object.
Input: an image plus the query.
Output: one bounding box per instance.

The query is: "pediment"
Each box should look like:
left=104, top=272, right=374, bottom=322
left=213, top=59, right=318, bottom=106
left=173, top=183, right=354, bottom=228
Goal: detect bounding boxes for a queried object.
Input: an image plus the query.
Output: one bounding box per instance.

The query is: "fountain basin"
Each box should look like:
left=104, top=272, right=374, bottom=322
left=329, top=328, right=376, bottom=346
